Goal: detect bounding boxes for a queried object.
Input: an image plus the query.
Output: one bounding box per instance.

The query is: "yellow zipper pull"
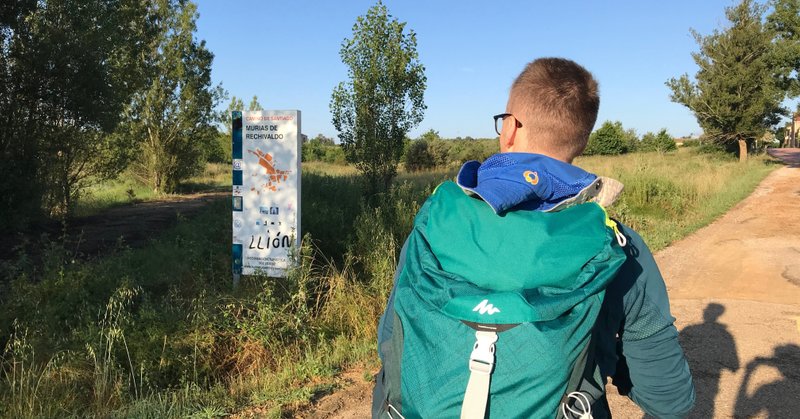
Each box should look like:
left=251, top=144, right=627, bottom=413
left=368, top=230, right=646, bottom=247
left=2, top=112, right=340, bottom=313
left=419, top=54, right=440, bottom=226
left=599, top=205, right=627, bottom=247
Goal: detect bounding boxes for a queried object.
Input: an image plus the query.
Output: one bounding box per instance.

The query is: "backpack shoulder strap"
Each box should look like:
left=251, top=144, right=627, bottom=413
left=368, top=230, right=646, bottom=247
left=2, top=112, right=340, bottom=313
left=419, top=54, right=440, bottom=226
left=557, top=333, right=600, bottom=419
left=460, top=330, right=498, bottom=419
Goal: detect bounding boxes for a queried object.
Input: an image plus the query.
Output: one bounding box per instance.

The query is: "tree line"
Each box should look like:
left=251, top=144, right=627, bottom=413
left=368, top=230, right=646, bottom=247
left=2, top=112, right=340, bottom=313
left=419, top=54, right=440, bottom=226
left=0, top=0, right=221, bottom=232
left=401, top=124, right=680, bottom=172
left=304, top=123, right=683, bottom=172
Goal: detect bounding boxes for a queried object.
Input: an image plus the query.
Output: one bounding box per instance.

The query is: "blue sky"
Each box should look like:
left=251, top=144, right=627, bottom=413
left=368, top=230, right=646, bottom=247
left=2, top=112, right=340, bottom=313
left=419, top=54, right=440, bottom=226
left=195, top=0, right=746, bottom=140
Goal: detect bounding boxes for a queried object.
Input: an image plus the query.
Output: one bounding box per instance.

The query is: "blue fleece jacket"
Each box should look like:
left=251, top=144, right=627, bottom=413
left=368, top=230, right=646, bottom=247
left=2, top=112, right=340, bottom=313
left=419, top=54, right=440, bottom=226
left=594, top=224, right=695, bottom=418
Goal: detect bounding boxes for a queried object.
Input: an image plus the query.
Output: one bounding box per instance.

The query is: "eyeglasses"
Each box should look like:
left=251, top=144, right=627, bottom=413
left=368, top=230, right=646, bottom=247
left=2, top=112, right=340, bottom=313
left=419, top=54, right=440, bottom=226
left=493, top=113, right=522, bottom=136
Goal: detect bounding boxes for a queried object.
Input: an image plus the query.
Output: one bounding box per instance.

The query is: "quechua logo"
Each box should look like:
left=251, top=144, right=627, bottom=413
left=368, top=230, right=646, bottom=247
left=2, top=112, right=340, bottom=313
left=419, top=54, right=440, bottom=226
left=472, top=299, right=501, bottom=315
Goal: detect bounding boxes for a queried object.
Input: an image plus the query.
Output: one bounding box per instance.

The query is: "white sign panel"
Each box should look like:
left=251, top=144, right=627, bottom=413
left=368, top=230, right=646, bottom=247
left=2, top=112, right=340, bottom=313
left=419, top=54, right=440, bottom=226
left=231, top=110, right=301, bottom=277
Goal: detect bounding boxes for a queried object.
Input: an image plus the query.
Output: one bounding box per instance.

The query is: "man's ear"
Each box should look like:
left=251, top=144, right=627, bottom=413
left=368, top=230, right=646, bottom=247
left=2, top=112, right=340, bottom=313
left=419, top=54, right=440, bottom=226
left=499, top=118, right=517, bottom=152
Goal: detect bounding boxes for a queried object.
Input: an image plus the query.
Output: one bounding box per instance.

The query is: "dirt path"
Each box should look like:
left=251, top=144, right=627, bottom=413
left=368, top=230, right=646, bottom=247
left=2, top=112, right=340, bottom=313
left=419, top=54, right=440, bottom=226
left=0, top=191, right=228, bottom=262
left=306, top=154, right=800, bottom=419
left=607, top=163, right=800, bottom=418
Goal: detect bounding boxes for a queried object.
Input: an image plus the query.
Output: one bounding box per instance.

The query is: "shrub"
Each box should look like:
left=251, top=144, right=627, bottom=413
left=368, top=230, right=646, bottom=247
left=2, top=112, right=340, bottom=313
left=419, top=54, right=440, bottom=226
left=623, top=128, right=640, bottom=153
left=680, top=139, right=701, bottom=147
left=404, top=140, right=436, bottom=171
left=322, top=146, right=347, bottom=164
left=205, top=132, right=231, bottom=163
left=585, top=121, right=630, bottom=155
left=639, top=129, right=678, bottom=153
left=401, top=137, right=498, bottom=169
left=695, top=142, right=737, bottom=160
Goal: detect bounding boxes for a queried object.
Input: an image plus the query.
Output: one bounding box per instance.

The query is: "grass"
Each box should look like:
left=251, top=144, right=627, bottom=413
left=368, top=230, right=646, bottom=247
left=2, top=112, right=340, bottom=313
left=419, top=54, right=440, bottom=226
left=73, top=163, right=231, bottom=217
left=302, top=161, right=358, bottom=176
left=575, top=148, right=776, bottom=250
left=0, top=149, right=778, bottom=418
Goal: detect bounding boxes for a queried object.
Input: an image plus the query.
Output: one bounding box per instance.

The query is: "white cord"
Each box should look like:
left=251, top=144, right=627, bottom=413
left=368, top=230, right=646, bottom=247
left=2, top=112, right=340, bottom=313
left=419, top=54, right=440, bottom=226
left=561, top=391, right=593, bottom=419
left=387, top=404, right=406, bottom=419
left=615, top=230, right=628, bottom=247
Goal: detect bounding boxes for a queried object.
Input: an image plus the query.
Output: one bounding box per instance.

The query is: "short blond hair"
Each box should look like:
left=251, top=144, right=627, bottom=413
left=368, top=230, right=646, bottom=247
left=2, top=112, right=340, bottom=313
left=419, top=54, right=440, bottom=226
left=508, top=58, right=599, bottom=160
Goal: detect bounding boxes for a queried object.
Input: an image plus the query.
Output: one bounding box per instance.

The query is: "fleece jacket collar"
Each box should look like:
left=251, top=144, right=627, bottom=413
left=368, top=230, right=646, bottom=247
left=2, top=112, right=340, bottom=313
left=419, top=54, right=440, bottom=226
left=456, top=152, right=597, bottom=214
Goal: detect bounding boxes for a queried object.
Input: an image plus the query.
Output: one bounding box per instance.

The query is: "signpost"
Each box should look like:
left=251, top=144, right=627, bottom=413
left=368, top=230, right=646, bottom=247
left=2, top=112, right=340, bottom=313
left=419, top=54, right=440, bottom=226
left=231, top=110, right=301, bottom=284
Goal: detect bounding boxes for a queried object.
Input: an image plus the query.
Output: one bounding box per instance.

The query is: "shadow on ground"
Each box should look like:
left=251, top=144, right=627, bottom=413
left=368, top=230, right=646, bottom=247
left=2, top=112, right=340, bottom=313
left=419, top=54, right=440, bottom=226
left=677, top=303, right=800, bottom=418
left=679, top=303, right=739, bottom=418
left=733, top=343, right=800, bottom=418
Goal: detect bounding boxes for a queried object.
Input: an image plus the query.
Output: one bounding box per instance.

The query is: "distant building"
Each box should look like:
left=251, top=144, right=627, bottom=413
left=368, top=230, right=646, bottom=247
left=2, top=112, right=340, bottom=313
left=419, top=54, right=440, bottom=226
left=784, top=114, right=800, bottom=148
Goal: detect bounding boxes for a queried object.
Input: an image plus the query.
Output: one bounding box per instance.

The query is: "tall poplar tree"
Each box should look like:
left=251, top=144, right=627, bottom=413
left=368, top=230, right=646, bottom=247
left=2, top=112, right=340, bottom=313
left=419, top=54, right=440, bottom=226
left=330, top=2, right=426, bottom=193
left=666, top=0, right=785, bottom=161
left=124, top=0, right=222, bottom=193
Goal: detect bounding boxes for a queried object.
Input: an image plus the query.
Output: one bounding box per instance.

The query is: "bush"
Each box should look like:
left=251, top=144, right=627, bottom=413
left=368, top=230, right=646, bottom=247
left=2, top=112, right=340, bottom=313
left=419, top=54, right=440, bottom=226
left=302, top=135, right=346, bottom=164
left=404, top=140, right=435, bottom=171
left=322, top=146, right=347, bottom=164
left=401, top=135, right=498, bottom=169
left=695, top=142, right=737, bottom=160
left=681, top=139, right=701, bottom=147
left=205, top=132, right=231, bottom=163
left=622, top=128, right=640, bottom=153
left=585, top=121, right=630, bottom=155
left=639, top=129, right=677, bottom=153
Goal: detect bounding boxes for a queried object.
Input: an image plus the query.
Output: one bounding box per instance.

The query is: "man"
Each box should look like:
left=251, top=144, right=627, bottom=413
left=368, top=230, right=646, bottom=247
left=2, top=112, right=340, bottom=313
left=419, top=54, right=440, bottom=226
left=373, top=58, right=695, bottom=418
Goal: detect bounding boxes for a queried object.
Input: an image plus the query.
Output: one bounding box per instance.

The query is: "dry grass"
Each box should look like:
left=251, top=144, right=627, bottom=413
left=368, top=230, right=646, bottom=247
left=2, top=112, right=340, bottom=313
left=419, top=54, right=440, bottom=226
left=575, top=149, right=775, bottom=250
left=302, top=161, right=358, bottom=176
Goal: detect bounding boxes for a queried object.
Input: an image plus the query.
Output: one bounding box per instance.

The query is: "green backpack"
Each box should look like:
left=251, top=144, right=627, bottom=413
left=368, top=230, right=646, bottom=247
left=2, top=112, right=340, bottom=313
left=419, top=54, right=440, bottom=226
left=373, top=181, right=627, bottom=419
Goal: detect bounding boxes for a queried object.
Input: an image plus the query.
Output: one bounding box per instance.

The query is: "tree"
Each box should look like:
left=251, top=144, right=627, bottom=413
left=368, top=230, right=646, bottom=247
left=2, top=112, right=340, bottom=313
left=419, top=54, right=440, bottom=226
left=666, top=0, right=785, bottom=161
left=418, top=129, right=451, bottom=167
left=622, top=128, right=640, bottom=153
left=640, top=129, right=678, bottom=153
left=211, top=95, right=264, bottom=163
left=124, top=0, right=222, bottom=193
left=220, top=95, right=263, bottom=134
left=0, top=0, right=151, bottom=222
left=418, top=129, right=440, bottom=143
left=330, top=1, right=426, bottom=193
left=404, top=139, right=435, bottom=172
left=311, top=134, right=335, bottom=146
left=220, top=96, right=245, bottom=137
left=248, top=95, right=264, bottom=111
left=302, top=134, right=341, bottom=162
left=767, top=0, right=800, bottom=101
left=585, top=121, right=630, bottom=155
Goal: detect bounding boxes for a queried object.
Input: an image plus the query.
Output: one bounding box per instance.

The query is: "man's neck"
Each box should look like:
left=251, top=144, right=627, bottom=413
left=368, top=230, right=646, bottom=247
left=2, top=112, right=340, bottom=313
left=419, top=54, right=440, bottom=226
left=503, top=149, right=574, bottom=164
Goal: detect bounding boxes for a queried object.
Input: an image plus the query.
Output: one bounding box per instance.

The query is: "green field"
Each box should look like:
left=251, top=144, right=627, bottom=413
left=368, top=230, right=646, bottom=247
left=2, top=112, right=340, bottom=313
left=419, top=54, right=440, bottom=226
left=0, top=149, right=777, bottom=418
